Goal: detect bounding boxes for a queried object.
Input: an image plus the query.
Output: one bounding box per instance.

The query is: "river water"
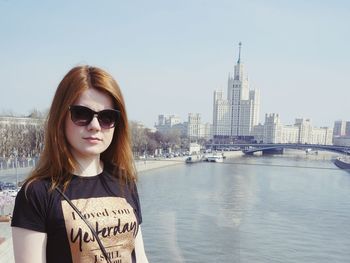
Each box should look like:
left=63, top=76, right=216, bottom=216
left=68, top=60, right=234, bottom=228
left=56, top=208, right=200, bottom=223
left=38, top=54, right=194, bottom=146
left=1, top=151, right=349, bottom=262
left=138, top=151, right=350, bottom=263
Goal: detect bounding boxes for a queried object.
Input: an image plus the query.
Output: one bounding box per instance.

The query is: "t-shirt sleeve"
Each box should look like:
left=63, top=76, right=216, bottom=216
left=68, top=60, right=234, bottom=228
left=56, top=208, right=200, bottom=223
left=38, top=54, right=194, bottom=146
left=11, top=180, right=49, bottom=233
left=131, top=183, right=142, bottom=225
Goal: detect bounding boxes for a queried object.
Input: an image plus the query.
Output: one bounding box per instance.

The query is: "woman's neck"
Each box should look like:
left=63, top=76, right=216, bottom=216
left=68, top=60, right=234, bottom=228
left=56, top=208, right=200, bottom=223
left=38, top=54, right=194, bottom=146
left=74, top=157, right=104, bottom=177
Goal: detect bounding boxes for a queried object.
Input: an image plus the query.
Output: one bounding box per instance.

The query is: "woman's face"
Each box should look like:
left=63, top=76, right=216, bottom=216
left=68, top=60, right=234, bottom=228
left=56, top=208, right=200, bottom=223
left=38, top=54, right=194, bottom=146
left=65, top=88, right=116, bottom=162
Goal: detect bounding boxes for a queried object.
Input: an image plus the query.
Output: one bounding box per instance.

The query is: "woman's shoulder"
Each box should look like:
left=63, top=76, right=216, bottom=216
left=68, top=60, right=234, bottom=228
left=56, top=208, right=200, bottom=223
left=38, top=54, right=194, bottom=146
left=103, top=162, right=122, bottom=181
left=102, top=163, right=137, bottom=190
left=21, top=178, right=52, bottom=198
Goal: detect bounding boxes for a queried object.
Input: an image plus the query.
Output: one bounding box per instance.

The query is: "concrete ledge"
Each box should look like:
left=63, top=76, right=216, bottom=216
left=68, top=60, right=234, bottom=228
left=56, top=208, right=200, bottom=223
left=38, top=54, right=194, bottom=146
left=135, top=157, right=186, bottom=173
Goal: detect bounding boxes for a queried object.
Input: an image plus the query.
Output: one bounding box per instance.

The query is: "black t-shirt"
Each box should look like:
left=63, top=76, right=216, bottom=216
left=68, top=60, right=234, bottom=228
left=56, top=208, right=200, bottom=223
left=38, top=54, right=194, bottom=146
left=11, top=168, right=142, bottom=263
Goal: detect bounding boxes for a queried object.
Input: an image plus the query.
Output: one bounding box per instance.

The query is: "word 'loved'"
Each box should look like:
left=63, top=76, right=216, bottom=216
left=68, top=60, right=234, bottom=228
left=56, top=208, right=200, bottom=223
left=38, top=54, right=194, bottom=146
left=71, top=208, right=131, bottom=221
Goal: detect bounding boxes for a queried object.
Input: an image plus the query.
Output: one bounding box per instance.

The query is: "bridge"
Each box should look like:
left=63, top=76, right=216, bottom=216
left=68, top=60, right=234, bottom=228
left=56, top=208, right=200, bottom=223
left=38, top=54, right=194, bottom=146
left=207, top=143, right=350, bottom=155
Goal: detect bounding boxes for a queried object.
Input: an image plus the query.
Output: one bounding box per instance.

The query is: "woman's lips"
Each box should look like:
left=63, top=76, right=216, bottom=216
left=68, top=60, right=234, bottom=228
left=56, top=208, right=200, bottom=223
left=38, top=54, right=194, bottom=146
left=83, top=137, right=102, bottom=143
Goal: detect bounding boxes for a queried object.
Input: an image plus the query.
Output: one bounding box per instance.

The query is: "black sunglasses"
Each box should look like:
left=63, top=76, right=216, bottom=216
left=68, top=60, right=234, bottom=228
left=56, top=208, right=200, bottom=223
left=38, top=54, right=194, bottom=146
left=69, top=105, right=120, bottom=129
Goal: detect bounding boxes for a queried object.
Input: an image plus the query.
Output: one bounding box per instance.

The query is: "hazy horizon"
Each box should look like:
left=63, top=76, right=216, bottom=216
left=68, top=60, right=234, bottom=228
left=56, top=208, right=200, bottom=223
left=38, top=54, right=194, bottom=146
left=1, top=1, right=349, bottom=129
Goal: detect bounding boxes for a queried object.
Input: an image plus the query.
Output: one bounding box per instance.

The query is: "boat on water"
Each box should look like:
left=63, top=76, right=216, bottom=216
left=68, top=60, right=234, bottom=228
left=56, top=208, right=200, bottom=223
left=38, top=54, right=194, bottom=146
left=334, top=156, right=350, bottom=170
left=185, top=156, right=203, bottom=164
left=205, top=154, right=224, bottom=163
left=305, top=148, right=318, bottom=155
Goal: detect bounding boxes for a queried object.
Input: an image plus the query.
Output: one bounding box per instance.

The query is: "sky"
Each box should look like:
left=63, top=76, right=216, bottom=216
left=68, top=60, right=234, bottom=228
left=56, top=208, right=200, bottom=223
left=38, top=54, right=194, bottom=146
left=0, top=0, right=349, bottom=128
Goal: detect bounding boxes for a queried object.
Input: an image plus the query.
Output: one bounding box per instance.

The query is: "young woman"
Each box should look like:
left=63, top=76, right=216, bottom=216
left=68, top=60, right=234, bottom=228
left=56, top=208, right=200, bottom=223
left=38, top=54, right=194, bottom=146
left=11, top=66, right=149, bottom=263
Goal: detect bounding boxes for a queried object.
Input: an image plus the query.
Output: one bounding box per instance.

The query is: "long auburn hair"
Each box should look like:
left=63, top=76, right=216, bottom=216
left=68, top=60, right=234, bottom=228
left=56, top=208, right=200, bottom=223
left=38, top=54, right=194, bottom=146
left=26, top=65, right=136, bottom=190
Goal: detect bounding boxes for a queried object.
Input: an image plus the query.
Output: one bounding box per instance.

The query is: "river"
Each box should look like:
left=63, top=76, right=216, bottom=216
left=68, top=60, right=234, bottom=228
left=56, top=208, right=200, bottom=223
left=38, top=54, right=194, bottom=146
left=1, top=150, right=349, bottom=262
left=138, top=150, right=350, bottom=262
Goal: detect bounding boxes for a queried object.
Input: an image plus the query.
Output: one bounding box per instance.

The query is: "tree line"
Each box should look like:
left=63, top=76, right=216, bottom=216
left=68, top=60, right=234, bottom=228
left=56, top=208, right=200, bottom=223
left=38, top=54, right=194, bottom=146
left=0, top=119, right=44, bottom=169
left=130, top=121, right=190, bottom=157
left=0, top=116, right=193, bottom=169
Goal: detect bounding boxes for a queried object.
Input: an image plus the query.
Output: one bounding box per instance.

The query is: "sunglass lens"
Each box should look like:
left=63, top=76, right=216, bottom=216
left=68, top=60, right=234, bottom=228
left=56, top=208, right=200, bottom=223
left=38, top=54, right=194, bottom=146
left=98, top=110, right=119, bottom=128
left=70, top=106, right=92, bottom=126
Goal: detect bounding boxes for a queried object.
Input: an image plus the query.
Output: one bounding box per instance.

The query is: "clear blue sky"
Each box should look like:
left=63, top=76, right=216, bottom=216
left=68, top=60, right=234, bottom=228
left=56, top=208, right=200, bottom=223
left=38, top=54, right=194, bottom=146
left=1, top=0, right=349, bottom=128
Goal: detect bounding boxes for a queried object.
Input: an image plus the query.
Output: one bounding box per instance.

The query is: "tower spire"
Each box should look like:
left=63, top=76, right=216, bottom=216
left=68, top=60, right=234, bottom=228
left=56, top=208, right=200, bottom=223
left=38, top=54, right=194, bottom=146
left=237, top=42, right=242, bottom=64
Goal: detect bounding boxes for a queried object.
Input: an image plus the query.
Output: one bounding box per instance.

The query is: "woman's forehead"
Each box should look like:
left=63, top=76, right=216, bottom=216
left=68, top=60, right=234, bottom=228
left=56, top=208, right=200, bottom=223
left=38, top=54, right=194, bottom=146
left=73, top=88, right=114, bottom=110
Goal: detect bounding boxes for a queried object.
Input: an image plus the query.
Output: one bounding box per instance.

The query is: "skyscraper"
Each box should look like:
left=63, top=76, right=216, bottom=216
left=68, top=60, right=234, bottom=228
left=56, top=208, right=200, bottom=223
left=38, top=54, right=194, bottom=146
left=212, top=90, right=230, bottom=136
left=213, top=43, right=260, bottom=138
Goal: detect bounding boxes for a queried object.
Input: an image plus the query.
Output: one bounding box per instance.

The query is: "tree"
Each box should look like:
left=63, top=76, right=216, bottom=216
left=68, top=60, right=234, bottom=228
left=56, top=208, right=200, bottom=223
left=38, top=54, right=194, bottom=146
left=27, top=108, right=46, bottom=118
left=129, top=121, right=148, bottom=157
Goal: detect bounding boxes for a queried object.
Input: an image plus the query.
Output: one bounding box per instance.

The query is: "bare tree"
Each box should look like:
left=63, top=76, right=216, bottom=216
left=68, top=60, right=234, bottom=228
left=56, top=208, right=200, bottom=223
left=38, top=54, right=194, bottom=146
left=129, top=121, right=148, bottom=157
left=0, top=114, right=45, bottom=168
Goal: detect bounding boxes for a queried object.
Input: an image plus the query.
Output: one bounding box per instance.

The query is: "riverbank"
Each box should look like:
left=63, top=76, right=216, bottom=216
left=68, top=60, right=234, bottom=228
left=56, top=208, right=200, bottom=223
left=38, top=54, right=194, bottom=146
left=0, top=151, right=244, bottom=181
left=0, top=157, right=188, bottom=181
left=133, top=150, right=244, bottom=173
left=135, top=156, right=187, bottom=173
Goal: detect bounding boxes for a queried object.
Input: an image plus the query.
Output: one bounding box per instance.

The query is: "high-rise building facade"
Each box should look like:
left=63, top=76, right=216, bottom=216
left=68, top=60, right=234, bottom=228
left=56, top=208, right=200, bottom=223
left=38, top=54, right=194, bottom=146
left=332, top=120, right=350, bottom=146
left=187, top=113, right=212, bottom=139
left=345, top=121, right=350, bottom=136
left=212, top=90, right=230, bottom=136
left=333, top=120, right=346, bottom=136
left=213, top=43, right=260, bottom=138
left=263, top=113, right=282, bottom=143
left=187, top=113, right=201, bottom=139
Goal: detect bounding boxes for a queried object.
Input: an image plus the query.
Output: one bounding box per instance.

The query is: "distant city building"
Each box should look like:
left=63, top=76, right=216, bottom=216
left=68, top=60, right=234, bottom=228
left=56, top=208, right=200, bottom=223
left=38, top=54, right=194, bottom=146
left=187, top=113, right=212, bottom=140
left=332, top=120, right=350, bottom=145
left=213, top=42, right=260, bottom=138
left=264, top=113, right=282, bottom=143
left=346, top=122, right=350, bottom=136
left=294, top=118, right=313, bottom=144
left=252, top=115, right=333, bottom=145
left=157, top=114, right=181, bottom=127
left=187, top=113, right=201, bottom=139
left=155, top=114, right=181, bottom=134
left=333, top=120, right=346, bottom=136
left=281, top=125, right=299, bottom=144
left=213, top=90, right=230, bottom=136
left=156, top=43, right=335, bottom=145
left=311, top=126, right=333, bottom=145
left=201, top=122, right=212, bottom=140
left=155, top=114, right=209, bottom=139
